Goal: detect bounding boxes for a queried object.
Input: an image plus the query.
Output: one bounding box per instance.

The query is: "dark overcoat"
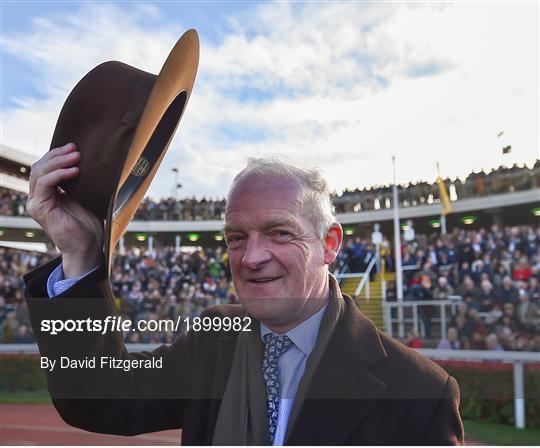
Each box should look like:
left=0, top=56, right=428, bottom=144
left=24, top=257, right=464, bottom=445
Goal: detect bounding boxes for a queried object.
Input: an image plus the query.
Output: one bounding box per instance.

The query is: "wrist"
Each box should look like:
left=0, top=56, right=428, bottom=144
left=62, top=250, right=101, bottom=278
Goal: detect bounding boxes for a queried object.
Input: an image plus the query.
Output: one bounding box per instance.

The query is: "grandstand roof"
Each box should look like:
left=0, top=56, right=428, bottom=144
left=0, top=240, right=50, bottom=253
left=1, top=173, right=29, bottom=193
left=0, top=144, right=37, bottom=166
left=2, top=188, right=538, bottom=248
left=0, top=145, right=36, bottom=191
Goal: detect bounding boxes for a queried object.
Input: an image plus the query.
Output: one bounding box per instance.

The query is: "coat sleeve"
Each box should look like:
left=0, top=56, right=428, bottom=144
left=23, top=255, right=198, bottom=436
left=421, top=376, right=464, bottom=445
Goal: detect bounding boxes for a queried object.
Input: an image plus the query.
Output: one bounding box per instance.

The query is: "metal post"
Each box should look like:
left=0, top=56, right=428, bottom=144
left=373, top=223, right=382, bottom=274
left=441, top=304, right=447, bottom=340
left=513, top=362, right=526, bottom=429
left=392, top=156, right=404, bottom=338
left=366, top=280, right=370, bottom=303
left=413, top=304, right=419, bottom=335
left=375, top=242, right=381, bottom=274
left=384, top=304, right=393, bottom=336
left=441, top=214, right=447, bottom=235
left=175, top=235, right=181, bottom=254
left=148, top=235, right=154, bottom=253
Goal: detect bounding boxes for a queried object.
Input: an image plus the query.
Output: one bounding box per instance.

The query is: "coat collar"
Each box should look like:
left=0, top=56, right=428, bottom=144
left=285, top=294, right=388, bottom=445
left=209, top=286, right=388, bottom=446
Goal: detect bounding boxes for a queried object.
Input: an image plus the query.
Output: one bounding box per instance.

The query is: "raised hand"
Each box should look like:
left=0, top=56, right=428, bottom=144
left=26, top=143, right=103, bottom=278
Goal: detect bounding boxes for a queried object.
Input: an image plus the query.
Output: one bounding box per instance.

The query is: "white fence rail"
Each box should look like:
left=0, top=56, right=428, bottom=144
left=0, top=343, right=161, bottom=354
left=383, top=297, right=462, bottom=338
left=2, top=344, right=538, bottom=428
left=417, top=348, right=540, bottom=429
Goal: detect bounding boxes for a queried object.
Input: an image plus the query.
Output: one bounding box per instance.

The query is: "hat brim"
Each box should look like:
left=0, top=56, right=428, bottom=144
left=105, top=29, right=199, bottom=268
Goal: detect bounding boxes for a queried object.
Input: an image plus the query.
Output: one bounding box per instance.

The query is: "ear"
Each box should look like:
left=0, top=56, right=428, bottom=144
left=324, top=223, right=343, bottom=265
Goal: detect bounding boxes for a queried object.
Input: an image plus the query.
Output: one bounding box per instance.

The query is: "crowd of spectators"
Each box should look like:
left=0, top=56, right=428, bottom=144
left=2, top=225, right=538, bottom=350
left=0, top=248, right=50, bottom=343
left=2, top=161, right=539, bottom=220
left=352, top=224, right=539, bottom=352
left=0, top=188, right=26, bottom=217
left=134, top=196, right=226, bottom=221
left=110, top=245, right=236, bottom=343
left=0, top=245, right=237, bottom=344
left=332, top=161, right=540, bottom=213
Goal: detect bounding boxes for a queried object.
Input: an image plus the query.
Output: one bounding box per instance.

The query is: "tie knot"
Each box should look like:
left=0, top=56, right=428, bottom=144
left=263, top=333, right=292, bottom=357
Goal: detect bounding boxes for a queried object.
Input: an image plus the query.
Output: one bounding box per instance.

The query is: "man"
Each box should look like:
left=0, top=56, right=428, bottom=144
left=496, top=275, right=519, bottom=305
left=517, top=291, right=540, bottom=333
left=24, top=144, right=463, bottom=445
left=437, top=327, right=461, bottom=350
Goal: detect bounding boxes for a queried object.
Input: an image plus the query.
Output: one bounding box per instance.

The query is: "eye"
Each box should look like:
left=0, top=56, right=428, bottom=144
left=226, top=234, right=244, bottom=247
left=271, top=230, right=293, bottom=240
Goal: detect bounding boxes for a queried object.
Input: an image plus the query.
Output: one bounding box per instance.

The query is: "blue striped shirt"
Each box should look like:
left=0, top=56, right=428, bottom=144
left=47, top=263, right=98, bottom=297
left=260, top=302, right=327, bottom=446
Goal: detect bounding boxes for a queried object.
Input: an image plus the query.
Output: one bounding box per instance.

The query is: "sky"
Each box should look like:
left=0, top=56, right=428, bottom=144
left=1, top=1, right=538, bottom=200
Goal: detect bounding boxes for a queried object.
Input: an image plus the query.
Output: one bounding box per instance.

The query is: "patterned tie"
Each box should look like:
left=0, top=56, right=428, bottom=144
left=261, top=333, right=293, bottom=445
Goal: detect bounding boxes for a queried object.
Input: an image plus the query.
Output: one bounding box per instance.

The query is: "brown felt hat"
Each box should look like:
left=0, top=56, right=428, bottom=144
left=50, top=29, right=199, bottom=271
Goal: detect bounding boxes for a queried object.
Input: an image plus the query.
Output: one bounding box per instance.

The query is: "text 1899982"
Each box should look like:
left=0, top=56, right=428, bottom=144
left=183, top=316, right=252, bottom=332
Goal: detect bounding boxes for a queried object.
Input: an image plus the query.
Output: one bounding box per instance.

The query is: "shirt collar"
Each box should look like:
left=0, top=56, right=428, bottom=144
left=260, top=301, right=329, bottom=357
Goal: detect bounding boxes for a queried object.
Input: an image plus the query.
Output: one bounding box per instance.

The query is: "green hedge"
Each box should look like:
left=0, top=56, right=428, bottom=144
left=0, top=355, right=47, bottom=392
left=436, top=360, right=540, bottom=428
left=1, top=355, right=539, bottom=428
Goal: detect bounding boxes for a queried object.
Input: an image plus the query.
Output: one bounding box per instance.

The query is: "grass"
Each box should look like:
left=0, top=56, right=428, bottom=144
left=464, top=419, right=540, bottom=445
left=0, top=390, right=52, bottom=404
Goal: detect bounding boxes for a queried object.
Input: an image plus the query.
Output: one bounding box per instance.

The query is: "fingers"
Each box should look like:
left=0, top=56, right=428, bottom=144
left=26, top=167, right=79, bottom=220
left=29, top=143, right=78, bottom=197
left=41, top=142, right=77, bottom=165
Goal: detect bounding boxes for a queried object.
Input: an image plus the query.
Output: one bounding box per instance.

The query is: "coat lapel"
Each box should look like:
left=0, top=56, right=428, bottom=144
left=212, top=336, right=239, bottom=397
left=203, top=335, right=238, bottom=444
left=286, top=296, right=387, bottom=445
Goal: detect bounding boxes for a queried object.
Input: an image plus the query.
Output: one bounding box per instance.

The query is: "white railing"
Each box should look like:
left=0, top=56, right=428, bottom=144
left=383, top=296, right=462, bottom=338
left=335, top=272, right=364, bottom=296
left=3, top=343, right=538, bottom=429
left=417, top=348, right=540, bottom=429
left=354, top=256, right=377, bottom=299
left=402, top=264, right=421, bottom=271
left=335, top=256, right=378, bottom=302
left=0, top=343, right=164, bottom=354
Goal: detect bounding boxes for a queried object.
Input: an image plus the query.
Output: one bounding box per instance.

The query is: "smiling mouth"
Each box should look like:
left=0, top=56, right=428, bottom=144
left=247, top=277, right=282, bottom=284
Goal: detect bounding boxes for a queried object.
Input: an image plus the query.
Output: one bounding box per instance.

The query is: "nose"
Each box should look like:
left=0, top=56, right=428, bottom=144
left=242, top=235, right=272, bottom=270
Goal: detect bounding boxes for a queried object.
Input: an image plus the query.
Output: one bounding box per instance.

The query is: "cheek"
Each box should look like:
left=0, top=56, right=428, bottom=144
left=285, top=239, right=315, bottom=265
left=284, top=243, right=326, bottom=284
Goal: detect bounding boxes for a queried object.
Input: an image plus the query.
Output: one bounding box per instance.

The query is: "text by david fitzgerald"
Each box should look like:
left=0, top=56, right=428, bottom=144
left=41, top=356, right=163, bottom=372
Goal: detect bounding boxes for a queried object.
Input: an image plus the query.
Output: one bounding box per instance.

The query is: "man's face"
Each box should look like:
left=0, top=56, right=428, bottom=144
left=224, top=174, right=335, bottom=328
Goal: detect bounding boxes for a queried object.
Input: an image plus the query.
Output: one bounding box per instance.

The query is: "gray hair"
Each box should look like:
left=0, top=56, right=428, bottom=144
left=226, top=157, right=336, bottom=238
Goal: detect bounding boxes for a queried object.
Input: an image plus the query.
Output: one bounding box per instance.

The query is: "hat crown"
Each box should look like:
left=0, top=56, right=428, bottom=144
left=48, top=29, right=199, bottom=272
left=52, top=61, right=158, bottom=219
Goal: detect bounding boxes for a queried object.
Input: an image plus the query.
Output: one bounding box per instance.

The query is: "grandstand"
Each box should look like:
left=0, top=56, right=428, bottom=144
left=2, top=145, right=539, bottom=432
left=2, top=163, right=539, bottom=246
left=1, top=145, right=538, bottom=348
left=0, top=144, right=33, bottom=193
